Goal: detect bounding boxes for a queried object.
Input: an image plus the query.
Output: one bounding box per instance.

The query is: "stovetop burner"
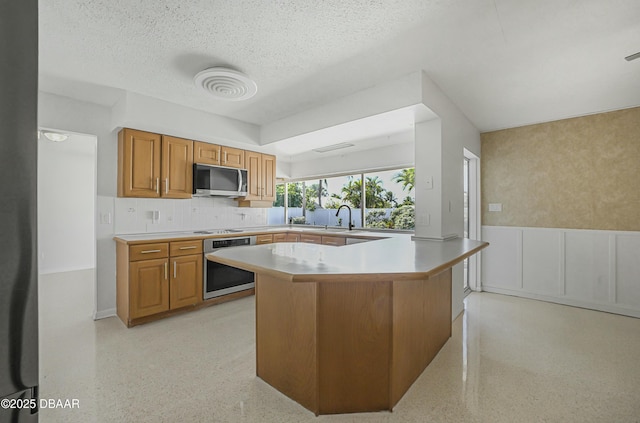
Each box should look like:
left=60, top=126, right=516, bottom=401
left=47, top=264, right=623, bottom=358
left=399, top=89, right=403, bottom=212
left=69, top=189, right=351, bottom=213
left=193, top=229, right=244, bottom=235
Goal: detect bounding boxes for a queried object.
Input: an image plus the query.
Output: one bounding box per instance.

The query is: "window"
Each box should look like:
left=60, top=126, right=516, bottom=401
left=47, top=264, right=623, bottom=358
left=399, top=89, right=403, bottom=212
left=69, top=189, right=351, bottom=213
left=363, top=169, right=415, bottom=230
left=268, top=167, right=415, bottom=230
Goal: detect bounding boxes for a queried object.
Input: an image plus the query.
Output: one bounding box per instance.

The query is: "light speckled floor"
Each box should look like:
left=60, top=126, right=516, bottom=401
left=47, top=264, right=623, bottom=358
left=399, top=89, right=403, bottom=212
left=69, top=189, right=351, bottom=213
left=39, top=270, right=640, bottom=422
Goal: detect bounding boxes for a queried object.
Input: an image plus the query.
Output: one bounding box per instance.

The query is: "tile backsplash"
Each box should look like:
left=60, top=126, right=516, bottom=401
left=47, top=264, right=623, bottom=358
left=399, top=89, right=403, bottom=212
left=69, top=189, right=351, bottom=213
left=103, top=196, right=268, bottom=235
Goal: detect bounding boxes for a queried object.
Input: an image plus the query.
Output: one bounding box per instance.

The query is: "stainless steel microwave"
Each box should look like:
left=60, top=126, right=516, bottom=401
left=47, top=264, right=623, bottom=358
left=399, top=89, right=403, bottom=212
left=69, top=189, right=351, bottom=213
left=193, top=163, right=248, bottom=197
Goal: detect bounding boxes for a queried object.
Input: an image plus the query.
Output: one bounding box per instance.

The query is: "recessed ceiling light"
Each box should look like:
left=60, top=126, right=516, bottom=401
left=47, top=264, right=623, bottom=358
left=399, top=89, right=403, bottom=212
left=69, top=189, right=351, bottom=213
left=42, top=131, right=69, bottom=142
left=312, top=142, right=355, bottom=153
left=624, top=51, right=640, bottom=62
left=194, top=67, right=257, bottom=101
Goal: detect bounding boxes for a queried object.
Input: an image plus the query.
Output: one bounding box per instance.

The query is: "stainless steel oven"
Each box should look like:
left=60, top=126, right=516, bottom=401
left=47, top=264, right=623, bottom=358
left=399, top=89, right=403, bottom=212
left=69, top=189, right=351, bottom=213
left=203, top=236, right=256, bottom=299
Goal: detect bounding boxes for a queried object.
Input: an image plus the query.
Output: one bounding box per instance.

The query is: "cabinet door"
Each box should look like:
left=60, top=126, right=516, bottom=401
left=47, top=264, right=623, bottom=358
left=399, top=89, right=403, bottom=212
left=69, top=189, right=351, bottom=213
left=261, top=154, right=276, bottom=202
left=130, top=258, right=169, bottom=319
left=119, top=129, right=162, bottom=197
left=162, top=136, right=193, bottom=198
left=170, top=254, right=203, bottom=309
left=273, top=233, right=287, bottom=243
left=194, top=141, right=221, bottom=165
left=244, top=150, right=262, bottom=200
left=221, top=146, right=245, bottom=169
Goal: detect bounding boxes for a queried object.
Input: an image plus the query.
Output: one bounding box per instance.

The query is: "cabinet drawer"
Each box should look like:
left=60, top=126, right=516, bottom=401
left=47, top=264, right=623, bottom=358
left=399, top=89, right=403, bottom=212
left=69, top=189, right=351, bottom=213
left=256, top=234, right=273, bottom=244
left=300, top=234, right=322, bottom=244
left=273, top=233, right=287, bottom=243
left=130, top=243, right=169, bottom=261
left=285, top=233, right=300, bottom=242
left=170, top=240, right=203, bottom=257
left=321, top=236, right=346, bottom=246
left=221, top=146, right=245, bottom=169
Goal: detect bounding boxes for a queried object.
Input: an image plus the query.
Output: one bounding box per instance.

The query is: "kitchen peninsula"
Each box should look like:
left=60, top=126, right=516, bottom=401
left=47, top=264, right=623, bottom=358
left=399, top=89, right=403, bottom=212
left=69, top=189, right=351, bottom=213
left=208, top=235, right=488, bottom=415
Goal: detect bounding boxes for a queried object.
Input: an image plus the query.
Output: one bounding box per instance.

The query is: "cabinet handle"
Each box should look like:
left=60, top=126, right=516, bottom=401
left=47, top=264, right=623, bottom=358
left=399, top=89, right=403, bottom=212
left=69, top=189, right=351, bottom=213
left=156, top=178, right=160, bottom=194
left=164, top=262, right=168, bottom=280
left=224, top=151, right=227, bottom=163
left=174, top=261, right=177, bottom=279
left=179, top=246, right=197, bottom=250
left=165, top=178, right=169, bottom=194
left=141, top=249, right=161, bottom=254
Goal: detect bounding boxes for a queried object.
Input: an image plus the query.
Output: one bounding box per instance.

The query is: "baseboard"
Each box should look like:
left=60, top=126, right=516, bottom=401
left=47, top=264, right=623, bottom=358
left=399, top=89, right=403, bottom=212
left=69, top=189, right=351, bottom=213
left=39, top=266, right=95, bottom=275
left=482, top=286, right=640, bottom=319
left=94, top=308, right=116, bottom=320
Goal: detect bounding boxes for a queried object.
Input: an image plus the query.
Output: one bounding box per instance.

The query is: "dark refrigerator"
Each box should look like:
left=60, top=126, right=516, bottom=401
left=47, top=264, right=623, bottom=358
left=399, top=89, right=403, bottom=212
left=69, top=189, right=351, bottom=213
left=0, top=1, right=40, bottom=422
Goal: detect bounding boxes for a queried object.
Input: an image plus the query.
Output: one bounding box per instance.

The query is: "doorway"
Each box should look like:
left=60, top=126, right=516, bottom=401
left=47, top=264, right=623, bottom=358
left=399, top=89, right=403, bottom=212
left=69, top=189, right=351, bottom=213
left=37, top=128, right=97, bottom=319
left=463, top=149, right=480, bottom=293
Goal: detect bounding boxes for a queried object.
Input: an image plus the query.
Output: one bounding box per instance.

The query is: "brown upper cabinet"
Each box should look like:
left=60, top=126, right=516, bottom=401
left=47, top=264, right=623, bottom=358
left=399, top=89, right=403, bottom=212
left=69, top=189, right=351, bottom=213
left=193, top=141, right=221, bottom=166
left=221, top=146, right=245, bottom=169
left=118, top=128, right=193, bottom=198
left=194, top=142, right=245, bottom=169
left=162, top=136, right=194, bottom=199
left=238, top=151, right=276, bottom=207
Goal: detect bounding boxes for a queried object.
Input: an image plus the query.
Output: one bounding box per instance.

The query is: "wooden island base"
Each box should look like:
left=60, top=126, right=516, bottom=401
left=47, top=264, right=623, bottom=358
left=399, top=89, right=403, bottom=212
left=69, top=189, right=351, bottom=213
left=256, top=268, right=452, bottom=415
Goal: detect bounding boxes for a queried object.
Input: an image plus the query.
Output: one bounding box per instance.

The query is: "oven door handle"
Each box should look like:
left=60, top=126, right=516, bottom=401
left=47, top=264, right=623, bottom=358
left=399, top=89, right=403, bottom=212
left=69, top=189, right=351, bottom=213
left=237, top=168, right=242, bottom=194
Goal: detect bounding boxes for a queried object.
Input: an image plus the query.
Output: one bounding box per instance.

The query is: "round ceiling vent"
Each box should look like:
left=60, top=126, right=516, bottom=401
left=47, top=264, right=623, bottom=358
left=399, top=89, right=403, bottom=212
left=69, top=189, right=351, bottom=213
left=194, top=67, right=257, bottom=101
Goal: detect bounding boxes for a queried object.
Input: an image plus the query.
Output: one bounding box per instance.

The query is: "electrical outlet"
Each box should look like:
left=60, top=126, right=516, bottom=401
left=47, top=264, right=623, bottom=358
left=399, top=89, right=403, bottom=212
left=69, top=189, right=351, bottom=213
left=425, top=176, right=433, bottom=190
left=488, top=203, right=502, bottom=212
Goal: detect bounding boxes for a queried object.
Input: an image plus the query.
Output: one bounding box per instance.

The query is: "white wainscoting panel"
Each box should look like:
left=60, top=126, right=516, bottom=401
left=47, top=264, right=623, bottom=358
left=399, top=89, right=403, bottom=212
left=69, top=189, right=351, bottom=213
left=522, top=230, right=561, bottom=296
left=615, top=235, right=640, bottom=309
left=481, top=227, right=521, bottom=291
left=564, top=231, right=610, bottom=304
left=481, top=226, right=640, bottom=319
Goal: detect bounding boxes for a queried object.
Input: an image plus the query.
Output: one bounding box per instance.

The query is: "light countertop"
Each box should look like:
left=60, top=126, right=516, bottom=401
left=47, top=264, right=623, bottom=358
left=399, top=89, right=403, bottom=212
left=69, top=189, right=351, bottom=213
left=207, top=236, right=488, bottom=282
left=113, top=226, right=393, bottom=244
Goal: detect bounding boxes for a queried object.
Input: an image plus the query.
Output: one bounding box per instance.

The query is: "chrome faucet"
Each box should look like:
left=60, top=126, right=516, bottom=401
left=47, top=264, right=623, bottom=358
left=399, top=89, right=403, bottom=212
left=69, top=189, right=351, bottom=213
left=335, top=204, right=354, bottom=230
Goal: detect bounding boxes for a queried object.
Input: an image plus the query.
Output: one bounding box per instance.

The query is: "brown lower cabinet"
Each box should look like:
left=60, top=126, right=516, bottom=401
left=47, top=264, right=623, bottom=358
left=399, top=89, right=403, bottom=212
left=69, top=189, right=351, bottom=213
left=117, top=239, right=202, bottom=326
left=129, top=257, right=169, bottom=319
left=116, top=232, right=354, bottom=326
left=169, top=254, right=203, bottom=309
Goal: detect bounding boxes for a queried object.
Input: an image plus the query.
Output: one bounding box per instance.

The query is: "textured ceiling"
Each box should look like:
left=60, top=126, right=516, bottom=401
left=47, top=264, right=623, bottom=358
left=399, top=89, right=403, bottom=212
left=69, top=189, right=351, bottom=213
left=39, top=0, right=640, bottom=133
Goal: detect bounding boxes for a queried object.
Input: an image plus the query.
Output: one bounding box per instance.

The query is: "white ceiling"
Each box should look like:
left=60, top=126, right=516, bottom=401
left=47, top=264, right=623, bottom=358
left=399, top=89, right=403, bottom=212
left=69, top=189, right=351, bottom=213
left=39, top=0, right=640, bottom=149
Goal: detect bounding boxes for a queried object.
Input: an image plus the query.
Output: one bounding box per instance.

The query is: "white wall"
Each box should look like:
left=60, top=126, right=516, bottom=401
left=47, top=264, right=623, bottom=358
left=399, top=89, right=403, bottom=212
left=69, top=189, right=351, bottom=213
left=415, top=71, right=482, bottom=320
left=113, top=92, right=260, bottom=147
left=260, top=72, right=423, bottom=144
left=38, top=132, right=96, bottom=274
left=482, top=226, right=640, bottom=318
left=288, top=141, right=414, bottom=180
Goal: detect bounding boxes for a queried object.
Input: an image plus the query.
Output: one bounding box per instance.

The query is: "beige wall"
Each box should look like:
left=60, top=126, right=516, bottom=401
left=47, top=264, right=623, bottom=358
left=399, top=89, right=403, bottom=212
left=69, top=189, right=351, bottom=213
left=481, top=107, right=640, bottom=231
